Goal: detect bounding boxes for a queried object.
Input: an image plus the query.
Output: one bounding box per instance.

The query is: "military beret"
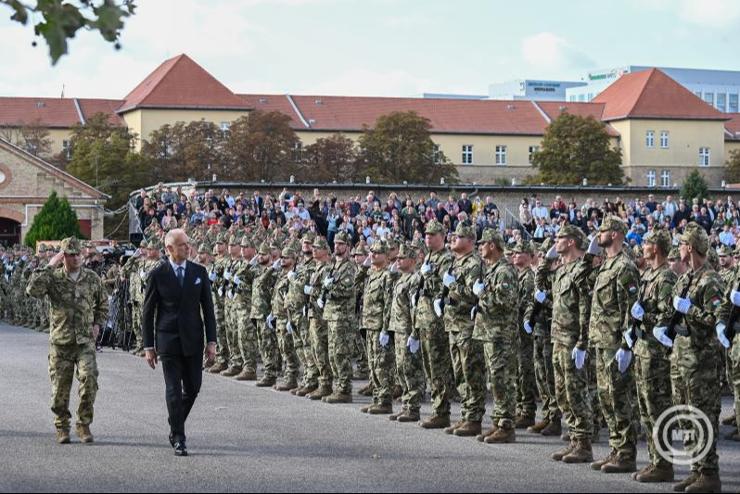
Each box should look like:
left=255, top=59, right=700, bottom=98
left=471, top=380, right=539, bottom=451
left=334, top=231, right=351, bottom=245
left=258, top=242, right=271, bottom=256
left=643, top=228, right=672, bottom=255
left=680, top=223, right=709, bottom=255
left=312, top=237, right=329, bottom=251
left=425, top=220, right=446, bottom=235
left=599, top=216, right=628, bottom=235
left=477, top=228, right=503, bottom=249
left=396, top=243, right=417, bottom=259
left=240, top=237, right=255, bottom=249
left=454, top=223, right=476, bottom=240
left=60, top=237, right=81, bottom=255
left=717, top=244, right=733, bottom=257
left=511, top=240, right=534, bottom=255
left=370, top=242, right=388, bottom=254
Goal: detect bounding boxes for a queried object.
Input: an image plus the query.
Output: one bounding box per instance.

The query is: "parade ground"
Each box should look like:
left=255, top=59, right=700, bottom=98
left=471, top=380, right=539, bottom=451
left=1, top=323, right=739, bottom=493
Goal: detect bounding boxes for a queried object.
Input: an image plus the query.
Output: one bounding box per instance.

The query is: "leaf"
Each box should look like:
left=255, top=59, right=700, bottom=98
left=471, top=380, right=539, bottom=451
left=4, top=0, right=28, bottom=24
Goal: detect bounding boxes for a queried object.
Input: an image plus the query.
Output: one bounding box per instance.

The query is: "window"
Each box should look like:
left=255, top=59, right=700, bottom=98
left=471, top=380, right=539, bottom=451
left=695, top=91, right=703, bottom=99
left=704, top=93, right=714, bottom=106
left=730, top=94, right=739, bottom=113
left=647, top=170, right=656, bottom=187
left=432, top=144, right=441, bottom=164
left=462, top=145, right=473, bottom=165
left=495, top=145, right=507, bottom=165
left=646, top=130, right=655, bottom=148
left=660, top=131, right=669, bottom=149
left=528, top=145, right=539, bottom=164
left=587, top=93, right=594, bottom=101
left=578, top=94, right=586, bottom=102
left=62, top=140, right=71, bottom=160
left=699, top=147, right=710, bottom=166
left=717, top=93, right=727, bottom=112
left=569, top=95, right=577, bottom=102
left=220, top=121, right=231, bottom=138
left=661, top=170, right=671, bottom=187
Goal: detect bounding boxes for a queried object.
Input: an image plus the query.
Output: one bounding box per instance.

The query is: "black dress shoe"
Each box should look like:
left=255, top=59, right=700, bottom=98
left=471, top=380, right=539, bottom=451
left=174, top=441, right=188, bottom=457
left=169, top=433, right=175, bottom=448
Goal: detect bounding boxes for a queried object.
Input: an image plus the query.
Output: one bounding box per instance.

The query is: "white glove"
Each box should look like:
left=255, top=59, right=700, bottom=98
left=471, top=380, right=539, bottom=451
left=653, top=326, right=673, bottom=348
left=442, top=271, right=456, bottom=288
left=249, top=255, right=259, bottom=266
left=673, top=296, right=691, bottom=315
left=317, top=298, right=325, bottom=309
left=389, top=262, right=398, bottom=274
left=615, top=348, right=633, bottom=374
left=286, top=321, right=294, bottom=334
left=323, top=276, right=334, bottom=288
left=546, top=245, right=558, bottom=260
left=304, top=285, right=313, bottom=295
left=233, top=275, right=241, bottom=286
left=420, top=262, right=432, bottom=275
left=288, top=270, right=296, bottom=281
left=587, top=236, right=602, bottom=256
left=534, top=290, right=547, bottom=304
left=139, top=269, right=146, bottom=279
left=470, top=306, right=477, bottom=320
left=266, top=313, right=275, bottom=330
left=622, top=329, right=635, bottom=350
left=433, top=299, right=444, bottom=318
left=271, top=259, right=282, bottom=271
left=472, top=280, right=485, bottom=297
left=523, top=321, right=533, bottom=334
left=716, top=322, right=731, bottom=349
left=227, top=289, right=234, bottom=299
left=630, top=302, right=644, bottom=321
left=410, top=292, right=417, bottom=308
left=217, top=288, right=224, bottom=297
left=223, top=271, right=232, bottom=281
left=379, top=331, right=390, bottom=348
left=363, top=256, right=372, bottom=268
left=571, top=347, right=587, bottom=370
left=731, top=289, right=740, bottom=307
left=407, top=336, right=420, bottom=354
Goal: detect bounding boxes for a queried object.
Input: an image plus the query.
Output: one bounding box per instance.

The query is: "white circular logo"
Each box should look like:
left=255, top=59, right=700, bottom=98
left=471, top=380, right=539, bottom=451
left=654, top=405, right=714, bottom=466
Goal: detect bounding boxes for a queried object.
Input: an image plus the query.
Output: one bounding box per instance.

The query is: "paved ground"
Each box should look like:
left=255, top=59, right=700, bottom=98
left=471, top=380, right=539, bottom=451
left=1, top=323, right=739, bottom=493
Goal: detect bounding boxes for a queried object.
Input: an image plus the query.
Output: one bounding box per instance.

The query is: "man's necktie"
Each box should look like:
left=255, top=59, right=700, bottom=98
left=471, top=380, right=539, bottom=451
left=177, top=266, right=184, bottom=287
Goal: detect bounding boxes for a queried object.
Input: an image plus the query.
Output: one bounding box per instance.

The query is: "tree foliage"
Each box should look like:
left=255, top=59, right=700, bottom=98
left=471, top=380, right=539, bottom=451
left=358, top=111, right=458, bottom=184
left=725, top=149, right=740, bottom=184
left=0, top=120, right=52, bottom=157
left=681, top=169, right=709, bottom=205
left=25, top=191, right=83, bottom=246
left=1, top=0, right=136, bottom=64
left=299, top=133, right=360, bottom=182
left=531, top=113, right=624, bottom=185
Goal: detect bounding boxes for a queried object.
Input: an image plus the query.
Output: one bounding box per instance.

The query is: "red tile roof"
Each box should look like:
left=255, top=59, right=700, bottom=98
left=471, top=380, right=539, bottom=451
left=593, top=68, right=727, bottom=121
left=534, top=101, right=620, bottom=137
left=726, top=113, right=740, bottom=141
left=0, top=97, right=81, bottom=128
left=118, top=54, right=251, bottom=113
left=237, top=94, right=305, bottom=128
left=77, top=99, right=125, bottom=126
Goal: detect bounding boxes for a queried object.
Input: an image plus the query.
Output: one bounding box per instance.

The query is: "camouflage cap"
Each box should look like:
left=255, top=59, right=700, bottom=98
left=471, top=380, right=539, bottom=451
left=539, top=237, right=554, bottom=254
left=258, top=242, right=271, bottom=256
left=60, top=237, right=82, bottom=255
left=385, top=237, right=399, bottom=250
left=312, top=237, right=329, bottom=251
left=197, top=243, right=211, bottom=254
left=215, top=233, right=227, bottom=244
left=680, top=223, right=709, bottom=255
left=148, top=239, right=162, bottom=250
left=667, top=246, right=680, bottom=261
left=302, top=231, right=317, bottom=244
left=269, top=240, right=281, bottom=251
left=212, top=244, right=220, bottom=255
left=228, top=234, right=240, bottom=246
left=240, top=237, right=255, bottom=249
left=454, top=222, right=476, bottom=240
left=370, top=242, right=388, bottom=254
left=281, top=246, right=297, bottom=258
left=511, top=240, right=534, bottom=255
left=476, top=228, right=504, bottom=249
left=632, top=245, right=644, bottom=258
left=643, top=227, right=672, bottom=255
left=735, top=243, right=740, bottom=257
left=396, top=243, right=417, bottom=259
left=334, top=231, right=351, bottom=245
left=425, top=219, right=446, bottom=235
left=599, top=216, right=628, bottom=235
left=139, top=239, right=148, bottom=249
left=556, top=224, right=583, bottom=239
left=352, top=244, right=368, bottom=257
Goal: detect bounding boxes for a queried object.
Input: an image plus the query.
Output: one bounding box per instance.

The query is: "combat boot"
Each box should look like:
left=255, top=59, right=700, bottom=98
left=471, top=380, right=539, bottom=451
left=388, top=409, right=404, bottom=421
left=56, top=429, right=70, bottom=444
left=601, top=454, right=636, bottom=474
left=551, top=441, right=575, bottom=461
left=208, top=362, right=228, bottom=374
left=367, top=403, right=393, bottom=415
left=562, top=438, right=593, bottom=464
left=274, top=380, right=298, bottom=392
left=633, top=463, right=674, bottom=483
left=255, top=377, right=276, bottom=387
left=527, top=419, right=550, bottom=434
left=307, top=385, right=332, bottom=400
left=514, top=415, right=535, bottom=429
left=453, top=421, right=482, bottom=437
left=540, top=420, right=562, bottom=437
left=135, top=349, right=146, bottom=358
left=392, top=385, right=402, bottom=400
left=476, top=425, right=498, bottom=442
left=444, top=420, right=466, bottom=435
left=396, top=411, right=420, bottom=423
left=358, top=383, right=374, bottom=397
left=720, top=414, right=736, bottom=426
left=591, top=450, right=616, bottom=471
left=684, top=472, right=721, bottom=493
left=421, top=415, right=450, bottom=429
left=674, top=472, right=700, bottom=492
left=561, top=431, right=570, bottom=442
left=75, top=425, right=94, bottom=444
left=485, top=426, right=515, bottom=444
left=323, top=392, right=352, bottom=404
left=295, top=385, right=317, bottom=397
left=220, top=366, right=241, bottom=377
left=234, top=369, right=257, bottom=381
left=360, top=405, right=372, bottom=413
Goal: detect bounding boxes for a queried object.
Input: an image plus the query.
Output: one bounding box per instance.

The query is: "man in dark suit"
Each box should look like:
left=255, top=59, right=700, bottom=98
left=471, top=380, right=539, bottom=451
left=142, top=229, right=217, bottom=457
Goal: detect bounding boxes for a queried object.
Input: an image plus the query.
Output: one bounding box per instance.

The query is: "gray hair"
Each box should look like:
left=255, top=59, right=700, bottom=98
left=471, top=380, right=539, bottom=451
left=164, top=229, right=188, bottom=248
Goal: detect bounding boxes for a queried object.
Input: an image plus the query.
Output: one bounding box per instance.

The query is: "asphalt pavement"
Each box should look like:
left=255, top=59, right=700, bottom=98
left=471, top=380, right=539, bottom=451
left=1, top=323, right=739, bottom=493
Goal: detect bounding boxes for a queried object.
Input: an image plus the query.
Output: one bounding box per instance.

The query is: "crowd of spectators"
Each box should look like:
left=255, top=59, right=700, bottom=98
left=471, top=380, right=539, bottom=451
left=131, top=183, right=740, bottom=251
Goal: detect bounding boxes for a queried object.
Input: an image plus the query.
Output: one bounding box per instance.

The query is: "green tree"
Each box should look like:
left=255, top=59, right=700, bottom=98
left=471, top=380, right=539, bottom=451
left=0, top=120, right=52, bottom=157
left=299, top=133, right=360, bottom=182
left=681, top=169, right=709, bottom=205
left=531, top=112, right=624, bottom=185
left=358, top=111, right=458, bottom=184
left=1, top=0, right=136, bottom=65
left=25, top=191, right=83, bottom=247
left=725, top=149, right=740, bottom=184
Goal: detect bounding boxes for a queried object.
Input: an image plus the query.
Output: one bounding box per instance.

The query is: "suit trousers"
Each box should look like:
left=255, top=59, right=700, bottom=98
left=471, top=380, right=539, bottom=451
left=161, top=352, right=203, bottom=443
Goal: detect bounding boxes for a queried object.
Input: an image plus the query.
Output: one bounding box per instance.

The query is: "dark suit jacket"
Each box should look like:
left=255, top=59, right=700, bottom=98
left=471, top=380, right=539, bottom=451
left=142, top=260, right=217, bottom=356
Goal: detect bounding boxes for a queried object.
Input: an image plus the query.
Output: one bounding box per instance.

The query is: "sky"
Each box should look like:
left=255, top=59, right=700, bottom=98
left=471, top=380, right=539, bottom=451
left=0, top=0, right=739, bottom=100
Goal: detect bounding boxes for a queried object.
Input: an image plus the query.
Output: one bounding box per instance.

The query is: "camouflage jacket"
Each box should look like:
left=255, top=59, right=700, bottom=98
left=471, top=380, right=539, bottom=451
left=286, top=258, right=315, bottom=318
left=360, top=267, right=394, bottom=332
left=321, top=257, right=356, bottom=322
left=444, top=250, right=482, bottom=334
left=472, top=257, right=519, bottom=341
left=250, top=263, right=278, bottom=319
left=388, top=271, right=418, bottom=336
left=531, top=261, right=555, bottom=336
left=543, top=255, right=593, bottom=349
left=633, top=263, right=676, bottom=358
left=590, top=251, right=640, bottom=350
left=414, top=248, right=454, bottom=332
left=673, top=265, right=722, bottom=350
left=518, top=267, right=534, bottom=328
left=271, top=269, right=291, bottom=319
left=27, top=266, right=108, bottom=346
left=307, top=260, right=330, bottom=320
left=233, top=260, right=257, bottom=307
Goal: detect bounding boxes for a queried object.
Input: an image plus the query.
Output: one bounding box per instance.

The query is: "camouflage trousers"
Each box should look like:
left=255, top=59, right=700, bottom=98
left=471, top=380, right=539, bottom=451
left=633, top=343, right=673, bottom=468
left=48, top=342, right=98, bottom=431
left=309, top=316, right=332, bottom=388
left=517, top=329, right=537, bottom=419
left=595, top=347, right=637, bottom=461
left=420, top=321, right=454, bottom=418
left=552, top=341, right=593, bottom=440
left=671, top=342, right=721, bottom=474
left=212, top=295, right=229, bottom=365
left=276, top=316, right=300, bottom=384
left=131, top=301, right=143, bottom=351
left=353, top=329, right=369, bottom=377
left=255, top=319, right=279, bottom=381
left=533, top=334, right=561, bottom=423
left=327, top=317, right=353, bottom=395
left=236, top=303, right=258, bottom=374
left=290, top=314, right=318, bottom=388
left=451, top=331, right=486, bottom=423
left=224, top=297, right=242, bottom=370
left=394, top=333, right=425, bottom=413
left=484, top=335, right=517, bottom=428
left=368, top=329, right=396, bottom=406
left=732, top=336, right=740, bottom=428
left=588, top=349, right=603, bottom=434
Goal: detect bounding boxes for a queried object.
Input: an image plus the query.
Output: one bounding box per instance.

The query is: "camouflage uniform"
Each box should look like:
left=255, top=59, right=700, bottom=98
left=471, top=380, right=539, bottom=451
left=250, top=243, right=279, bottom=383
left=233, top=238, right=258, bottom=375
left=286, top=241, right=319, bottom=390
left=272, top=247, right=300, bottom=387
left=122, top=247, right=146, bottom=352
left=515, top=250, right=537, bottom=423
left=222, top=237, right=244, bottom=373
left=26, top=238, right=108, bottom=433
left=306, top=238, right=333, bottom=391
left=210, top=237, right=231, bottom=369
